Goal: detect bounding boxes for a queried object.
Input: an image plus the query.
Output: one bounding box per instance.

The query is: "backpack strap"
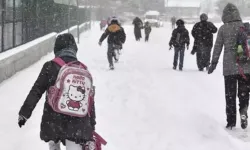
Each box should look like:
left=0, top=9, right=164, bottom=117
left=53, top=57, right=66, bottom=67
left=53, top=57, right=88, bottom=69
left=93, top=131, right=107, bottom=145
left=88, top=86, right=95, bottom=117
left=67, top=61, right=88, bottom=70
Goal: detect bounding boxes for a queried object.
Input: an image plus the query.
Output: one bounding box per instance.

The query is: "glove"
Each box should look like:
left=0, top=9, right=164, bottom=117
left=18, top=115, right=27, bottom=128
left=84, top=141, right=96, bottom=150
left=208, top=63, right=217, bottom=74
left=98, top=42, right=102, bottom=46
left=186, top=45, right=189, bottom=50
left=169, top=46, right=173, bottom=50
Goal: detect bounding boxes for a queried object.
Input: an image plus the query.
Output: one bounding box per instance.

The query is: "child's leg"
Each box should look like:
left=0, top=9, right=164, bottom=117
left=107, top=44, right=114, bottom=67
left=196, top=50, right=203, bottom=70
left=65, top=140, right=82, bottom=150
left=49, top=141, right=61, bottom=150
left=146, top=34, right=149, bottom=41
left=145, top=34, right=148, bottom=41
left=179, top=47, right=185, bottom=69
left=173, top=47, right=179, bottom=68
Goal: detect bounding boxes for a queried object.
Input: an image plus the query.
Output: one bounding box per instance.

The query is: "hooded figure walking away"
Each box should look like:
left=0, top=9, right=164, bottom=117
left=169, top=19, right=190, bottom=71
left=132, top=17, right=143, bottom=41
left=191, top=13, right=217, bottom=71
left=208, top=3, right=250, bottom=130
left=18, top=33, right=97, bottom=150
left=144, top=21, right=152, bottom=42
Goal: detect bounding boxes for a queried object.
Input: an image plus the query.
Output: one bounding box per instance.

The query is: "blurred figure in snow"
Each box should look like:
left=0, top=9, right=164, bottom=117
left=99, top=16, right=126, bottom=70
left=169, top=19, right=190, bottom=71
left=191, top=13, right=217, bottom=71
left=143, top=21, right=152, bottom=42
left=132, top=17, right=143, bottom=41
left=171, top=16, right=176, bottom=29
left=100, top=18, right=107, bottom=30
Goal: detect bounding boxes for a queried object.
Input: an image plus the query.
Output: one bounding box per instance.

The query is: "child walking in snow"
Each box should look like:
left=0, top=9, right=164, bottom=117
left=18, top=33, right=97, bottom=150
left=169, top=19, right=190, bottom=71
left=144, top=21, right=152, bottom=42
left=99, top=16, right=126, bottom=70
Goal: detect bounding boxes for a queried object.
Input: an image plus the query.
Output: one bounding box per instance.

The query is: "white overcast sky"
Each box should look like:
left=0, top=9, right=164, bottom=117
left=166, top=0, right=217, bottom=3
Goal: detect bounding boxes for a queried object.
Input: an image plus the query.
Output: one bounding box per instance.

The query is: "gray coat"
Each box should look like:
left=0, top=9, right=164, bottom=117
left=211, top=3, right=250, bottom=76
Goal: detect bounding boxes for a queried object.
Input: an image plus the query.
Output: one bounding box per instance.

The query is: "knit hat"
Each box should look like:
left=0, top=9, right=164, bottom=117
left=54, top=33, right=78, bottom=55
left=176, top=19, right=184, bottom=26
left=200, top=13, right=208, bottom=21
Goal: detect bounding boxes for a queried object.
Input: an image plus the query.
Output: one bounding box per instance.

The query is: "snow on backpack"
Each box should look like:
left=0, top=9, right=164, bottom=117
left=47, top=57, right=94, bottom=117
left=235, top=24, right=250, bottom=80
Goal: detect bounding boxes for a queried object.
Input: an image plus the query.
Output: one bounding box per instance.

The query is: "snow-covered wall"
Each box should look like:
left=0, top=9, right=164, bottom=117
left=0, top=22, right=91, bottom=83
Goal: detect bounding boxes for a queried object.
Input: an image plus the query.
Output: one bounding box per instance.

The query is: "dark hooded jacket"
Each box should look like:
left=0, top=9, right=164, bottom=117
left=210, top=3, right=250, bottom=76
left=19, top=33, right=96, bottom=145
left=99, top=21, right=126, bottom=46
left=192, top=13, right=217, bottom=47
left=169, top=19, right=190, bottom=48
left=144, top=22, right=152, bottom=35
left=133, top=17, right=143, bottom=39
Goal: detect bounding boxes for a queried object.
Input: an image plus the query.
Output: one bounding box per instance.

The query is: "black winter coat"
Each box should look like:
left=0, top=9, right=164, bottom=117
left=169, top=25, right=190, bottom=48
left=133, top=17, right=143, bottom=39
left=19, top=56, right=96, bottom=145
left=192, top=21, right=217, bottom=47
left=144, top=25, right=152, bottom=35
left=99, top=23, right=126, bottom=46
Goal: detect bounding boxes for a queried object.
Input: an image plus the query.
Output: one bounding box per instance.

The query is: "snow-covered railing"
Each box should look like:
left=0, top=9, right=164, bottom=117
left=0, top=22, right=90, bottom=83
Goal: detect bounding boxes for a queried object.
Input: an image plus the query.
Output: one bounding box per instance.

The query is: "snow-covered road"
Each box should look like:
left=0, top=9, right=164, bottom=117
left=0, top=22, right=250, bottom=150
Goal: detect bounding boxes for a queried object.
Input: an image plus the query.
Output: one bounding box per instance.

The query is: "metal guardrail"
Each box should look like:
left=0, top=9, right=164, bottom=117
left=0, top=0, right=93, bottom=53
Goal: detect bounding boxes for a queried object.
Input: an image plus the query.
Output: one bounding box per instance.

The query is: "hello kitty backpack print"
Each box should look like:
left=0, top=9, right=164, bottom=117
left=47, top=57, right=94, bottom=117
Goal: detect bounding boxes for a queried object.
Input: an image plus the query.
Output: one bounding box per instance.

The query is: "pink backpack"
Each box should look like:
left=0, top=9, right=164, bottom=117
left=47, top=57, right=94, bottom=117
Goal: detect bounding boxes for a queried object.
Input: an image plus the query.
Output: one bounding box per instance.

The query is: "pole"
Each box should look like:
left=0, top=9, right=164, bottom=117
left=68, top=0, right=70, bottom=33
left=13, top=0, right=16, bottom=47
left=2, top=0, right=6, bottom=52
left=77, top=0, right=80, bottom=44
left=89, top=0, right=92, bottom=30
left=89, top=0, right=91, bottom=30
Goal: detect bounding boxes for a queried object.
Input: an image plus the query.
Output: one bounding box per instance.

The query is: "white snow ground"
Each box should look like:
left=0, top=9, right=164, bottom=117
left=0, top=22, right=250, bottom=150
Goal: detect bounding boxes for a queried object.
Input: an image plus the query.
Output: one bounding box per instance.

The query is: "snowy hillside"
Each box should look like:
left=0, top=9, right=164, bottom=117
left=0, top=22, right=250, bottom=150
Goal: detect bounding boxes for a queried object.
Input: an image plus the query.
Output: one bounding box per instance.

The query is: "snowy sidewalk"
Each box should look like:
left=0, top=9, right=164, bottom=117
left=0, top=23, right=250, bottom=150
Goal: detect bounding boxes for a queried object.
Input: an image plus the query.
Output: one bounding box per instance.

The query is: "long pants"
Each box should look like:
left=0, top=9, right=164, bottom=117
left=173, top=46, right=185, bottom=69
left=196, top=46, right=212, bottom=69
left=135, top=36, right=141, bottom=41
left=224, top=75, right=250, bottom=126
left=134, top=27, right=142, bottom=41
left=145, top=34, right=149, bottom=42
left=49, top=140, right=82, bottom=150
left=107, top=44, right=115, bottom=67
